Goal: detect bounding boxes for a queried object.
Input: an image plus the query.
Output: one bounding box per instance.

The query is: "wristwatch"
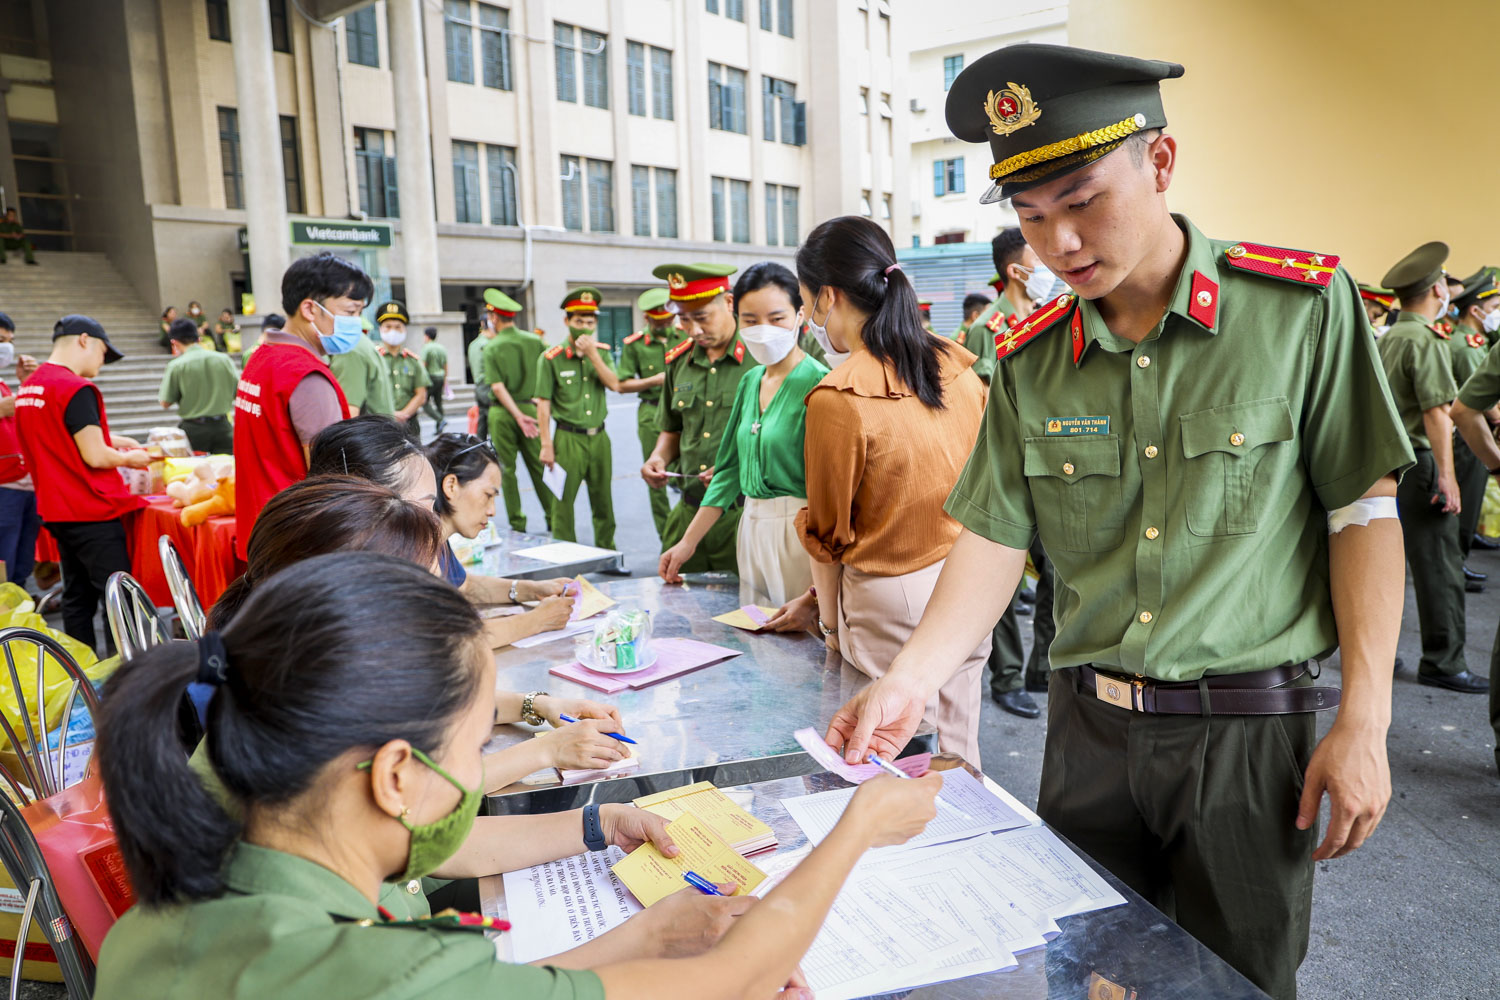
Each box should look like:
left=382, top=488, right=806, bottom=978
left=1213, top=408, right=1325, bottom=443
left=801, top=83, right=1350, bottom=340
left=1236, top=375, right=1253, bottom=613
left=521, top=691, right=548, bottom=727
left=816, top=616, right=835, bottom=639
left=582, top=804, right=607, bottom=851
left=508, top=580, right=521, bottom=603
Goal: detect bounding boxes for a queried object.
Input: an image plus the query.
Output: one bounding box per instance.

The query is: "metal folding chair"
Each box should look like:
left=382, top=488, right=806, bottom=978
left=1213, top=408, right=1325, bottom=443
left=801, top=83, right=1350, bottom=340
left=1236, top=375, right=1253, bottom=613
left=156, top=537, right=205, bottom=641
left=103, top=573, right=170, bottom=663
left=0, top=794, right=95, bottom=997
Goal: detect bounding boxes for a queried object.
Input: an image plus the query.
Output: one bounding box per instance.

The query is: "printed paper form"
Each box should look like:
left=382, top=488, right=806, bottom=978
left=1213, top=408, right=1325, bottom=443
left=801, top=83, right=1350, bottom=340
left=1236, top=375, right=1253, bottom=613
left=611, top=813, right=767, bottom=906
left=510, top=618, right=596, bottom=649
left=979, top=826, right=1125, bottom=919
left=782, top=768, right=1027, bottom=859
left=884, top=838, right=1051, bottom=955
left=501, top=847, right=642, bottom=963
left=511, top=540, right=618, bottom=564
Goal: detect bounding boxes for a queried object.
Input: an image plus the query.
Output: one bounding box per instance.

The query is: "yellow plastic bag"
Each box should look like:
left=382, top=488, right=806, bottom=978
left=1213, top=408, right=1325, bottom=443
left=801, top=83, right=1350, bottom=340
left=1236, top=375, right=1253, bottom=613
left=1480, top=478, right=1500, bottom=540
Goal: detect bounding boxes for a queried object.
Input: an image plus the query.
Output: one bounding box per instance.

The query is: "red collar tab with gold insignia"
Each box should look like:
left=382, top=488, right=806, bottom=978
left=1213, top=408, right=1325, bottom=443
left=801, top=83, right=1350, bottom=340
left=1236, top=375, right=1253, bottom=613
left=1222, top=242, right=1340, bottom=289
left=995, top=293, right=1074, bottom=362
left=1466, top=332, right=1487, bottom=349
left=666, top=273, right=730, bottom=303
left=563, top=290, right=599, bottom=313
left=373, top=905, right=511, bottom=933
left=732, top=340, right=745, bottom=363
left=664, top=337, right=694, bottom=363
left=1429, top=322, right=1451, bottom=340
left=985, top=310, right=1011, bottom=334
left=1438, top=319, right=1454, bottom=335
left=1187, top=271, right=1220, bottom=331
left=543, top=344, right=568, bottom=360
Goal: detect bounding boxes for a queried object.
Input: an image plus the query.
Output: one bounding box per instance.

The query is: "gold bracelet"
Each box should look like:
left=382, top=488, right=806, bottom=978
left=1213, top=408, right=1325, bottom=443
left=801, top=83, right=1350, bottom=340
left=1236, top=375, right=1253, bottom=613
left=521, top=691, right=548, bottom=727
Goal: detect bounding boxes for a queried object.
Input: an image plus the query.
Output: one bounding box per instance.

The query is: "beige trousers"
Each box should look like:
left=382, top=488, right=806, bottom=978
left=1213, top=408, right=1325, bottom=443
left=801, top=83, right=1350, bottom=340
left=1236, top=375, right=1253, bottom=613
left=837, top=559, right=988, bottom=767
left=736, top=496, right=813, bottom=607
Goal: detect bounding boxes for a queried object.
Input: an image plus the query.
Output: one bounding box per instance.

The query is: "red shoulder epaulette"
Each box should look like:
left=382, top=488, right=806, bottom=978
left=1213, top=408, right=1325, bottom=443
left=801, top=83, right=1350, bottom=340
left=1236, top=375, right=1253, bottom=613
left=995, top=294, right=1074, bottom=362
left=401, top=348, right=417, bottom=359
left=1438, top=319, right=1455, bottom=335
left=543, top=345, right=565, bottom=360
left=664, top=338, right=694, bottom=363
left=1430, top=323, right=1450, bottom=341
left=1467, top=332, right=1486, bottom=349
left=1223, top=242, right=1340, bottom=289
left=985, top=310, right=1008, bottom=334
left=623, top=331, right=645, bottom=345
left=732, top=341, right=745, bottom=363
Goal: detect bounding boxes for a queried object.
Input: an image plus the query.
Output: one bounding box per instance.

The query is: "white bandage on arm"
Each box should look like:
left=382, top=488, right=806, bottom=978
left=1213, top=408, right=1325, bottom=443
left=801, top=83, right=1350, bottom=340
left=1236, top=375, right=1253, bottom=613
left=1327, top=495, right=1399, bottom=534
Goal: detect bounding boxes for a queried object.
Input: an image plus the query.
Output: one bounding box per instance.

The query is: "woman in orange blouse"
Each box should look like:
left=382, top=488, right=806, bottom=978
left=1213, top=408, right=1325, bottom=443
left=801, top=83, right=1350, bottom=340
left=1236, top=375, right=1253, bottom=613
left=769, top=216, right=989, bottom=765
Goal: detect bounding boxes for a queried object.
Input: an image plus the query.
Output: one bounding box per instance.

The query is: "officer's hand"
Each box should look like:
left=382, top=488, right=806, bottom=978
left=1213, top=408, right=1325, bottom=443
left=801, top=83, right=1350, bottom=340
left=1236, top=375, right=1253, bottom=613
left=121, top=449, right=152, bottom=469
left=764, top=590, right=817, bottom=634
left=824, top=671, right=930, bottom=765
left=600, top=804, right=670, bottom=855
left=574, top=335, right=598, bottom=355
left=1297, top=719, right=1390, bottom=861
left=1432, top=473, right=1461, bottom=514
left=658, top=541, right=695, bottom=584
left=641, top=455, right=669, bottom=488
left=517, top=413, right=540, bottom=438
left=633, top=885, right=757, bottom=958
left=523, top=593, right=573, bottom=633
left=540, top=444, right=555, bottom=468
left=533, top=718, right=626, bottom=771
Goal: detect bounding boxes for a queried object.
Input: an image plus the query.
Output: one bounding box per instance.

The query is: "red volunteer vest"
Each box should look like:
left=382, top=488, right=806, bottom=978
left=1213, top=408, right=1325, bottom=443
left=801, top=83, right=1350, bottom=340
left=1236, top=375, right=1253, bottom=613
left=16, top=363, right=144, bottom=523
left=233, top=341, right=348, bottom=559
left=0, top=382, right=26, bottom=485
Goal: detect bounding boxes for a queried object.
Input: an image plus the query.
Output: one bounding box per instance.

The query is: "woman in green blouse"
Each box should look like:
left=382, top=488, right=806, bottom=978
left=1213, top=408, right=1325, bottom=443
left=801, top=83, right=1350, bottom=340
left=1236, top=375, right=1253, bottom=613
left=94, top=551, right=939, bottom=999
left=658, top=264, right=828, bottom=604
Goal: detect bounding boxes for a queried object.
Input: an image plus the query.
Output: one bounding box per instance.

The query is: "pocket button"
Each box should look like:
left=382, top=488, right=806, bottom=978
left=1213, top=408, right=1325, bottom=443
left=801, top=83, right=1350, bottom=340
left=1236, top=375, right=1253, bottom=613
left=1230, top=432, right=1245, bottom=446
left=1062, top=462, right=1075, bottom=475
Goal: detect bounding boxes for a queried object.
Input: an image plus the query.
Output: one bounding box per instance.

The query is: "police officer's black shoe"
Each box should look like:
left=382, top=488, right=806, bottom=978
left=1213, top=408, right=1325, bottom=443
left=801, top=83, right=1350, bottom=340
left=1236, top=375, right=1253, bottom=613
left=992, top=689, right=1041, bottom=718
left=1473, top=534, right=1500, bottom=550
left=1416, top=669, right=1490, bottom=694
left=1467, top=578, right=1485, bottom=594
left=1464, top=565, right=1487, bottom=582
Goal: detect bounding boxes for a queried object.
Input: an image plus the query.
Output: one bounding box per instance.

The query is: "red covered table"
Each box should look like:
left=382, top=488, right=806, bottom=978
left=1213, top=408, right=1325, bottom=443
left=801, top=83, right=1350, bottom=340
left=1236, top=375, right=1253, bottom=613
left=34, top=498, right=240, bottom=609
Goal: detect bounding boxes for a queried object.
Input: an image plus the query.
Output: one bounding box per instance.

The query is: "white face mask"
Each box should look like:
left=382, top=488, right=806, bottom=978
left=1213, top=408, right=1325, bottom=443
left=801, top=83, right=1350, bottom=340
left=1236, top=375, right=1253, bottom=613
left=1434, top=290, right=1451, bottom=322
left=380, top=329, right=406, bottom=347
left=739, top=323, right=798, bottom=366
left=806, top=293, right=850, bottom=367
left=1484, top=308, right=1500, bottom=335
left=0, top=343, right=14, bottom=368
left=1017, top=264, right=1057, bottom=304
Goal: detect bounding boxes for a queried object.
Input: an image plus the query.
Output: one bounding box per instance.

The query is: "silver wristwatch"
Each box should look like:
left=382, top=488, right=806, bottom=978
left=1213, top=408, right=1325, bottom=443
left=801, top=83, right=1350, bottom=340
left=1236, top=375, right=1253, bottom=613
left=508, top=580, right=521, bottom=603
left=521, top=690, right=548, bottom=726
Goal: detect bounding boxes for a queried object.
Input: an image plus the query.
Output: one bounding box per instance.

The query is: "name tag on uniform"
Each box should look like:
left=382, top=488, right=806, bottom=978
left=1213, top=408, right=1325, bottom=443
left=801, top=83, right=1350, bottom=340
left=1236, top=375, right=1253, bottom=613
left=559, top=369, right=578, bottom=377
left=1044, top=416, right=1110, bottom=436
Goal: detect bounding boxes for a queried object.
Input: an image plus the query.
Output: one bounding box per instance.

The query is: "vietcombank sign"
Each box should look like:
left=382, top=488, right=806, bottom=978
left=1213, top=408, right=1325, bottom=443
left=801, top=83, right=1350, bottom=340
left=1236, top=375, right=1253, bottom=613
left=291, top=221, right=392, bottom=247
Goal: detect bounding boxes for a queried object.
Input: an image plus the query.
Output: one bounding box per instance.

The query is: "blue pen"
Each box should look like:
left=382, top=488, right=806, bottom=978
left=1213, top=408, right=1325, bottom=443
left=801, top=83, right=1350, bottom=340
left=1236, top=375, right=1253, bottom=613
left=865, top=752, right=966, bottom=817
left=558, top=714, right=638, bottom=745
left=683, top=871, right=723, bottom=896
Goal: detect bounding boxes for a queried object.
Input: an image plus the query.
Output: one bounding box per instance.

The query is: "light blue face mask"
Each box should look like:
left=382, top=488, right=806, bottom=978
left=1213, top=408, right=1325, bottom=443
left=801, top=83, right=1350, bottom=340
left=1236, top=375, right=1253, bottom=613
left=313, top=300, right=364, bottom=355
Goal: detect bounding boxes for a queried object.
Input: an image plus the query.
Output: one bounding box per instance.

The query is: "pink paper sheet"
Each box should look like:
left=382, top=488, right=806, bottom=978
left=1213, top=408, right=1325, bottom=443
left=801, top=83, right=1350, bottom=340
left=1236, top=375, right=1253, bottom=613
left=550, top=637, right=742, bottom=694
left=793, top=727, right=933, bottom=782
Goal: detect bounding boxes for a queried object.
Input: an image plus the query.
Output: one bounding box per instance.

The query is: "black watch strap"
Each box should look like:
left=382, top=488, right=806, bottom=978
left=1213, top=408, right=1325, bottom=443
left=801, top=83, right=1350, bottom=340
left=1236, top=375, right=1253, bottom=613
left=582, top=804, right=607, bottom=851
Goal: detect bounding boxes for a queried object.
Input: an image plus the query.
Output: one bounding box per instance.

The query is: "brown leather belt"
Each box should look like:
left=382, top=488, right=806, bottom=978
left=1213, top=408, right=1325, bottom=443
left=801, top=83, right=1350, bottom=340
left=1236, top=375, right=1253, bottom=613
left=1076, top=663, right=1340, bottom=716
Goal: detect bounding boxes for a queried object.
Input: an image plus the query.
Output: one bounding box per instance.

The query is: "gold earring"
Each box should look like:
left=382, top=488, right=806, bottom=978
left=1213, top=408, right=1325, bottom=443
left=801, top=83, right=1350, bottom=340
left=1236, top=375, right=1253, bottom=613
left=399, top=805, right=410, bottom=821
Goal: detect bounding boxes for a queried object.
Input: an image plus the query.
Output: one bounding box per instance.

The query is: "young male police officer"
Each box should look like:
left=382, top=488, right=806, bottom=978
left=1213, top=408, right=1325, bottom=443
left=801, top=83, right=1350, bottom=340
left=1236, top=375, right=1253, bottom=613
left=16, top=316, right=148, bottom=648
left=159, top=317, right=238, bottom=453
left=1447, top=270, right=1497, bottom=565
left=374, top=301, right=430, bottom=441
left=479, top=288, right=551, bottom=533
left=616, top=288, right=676, bottom=540
left=823, top=44, right=1413, bottom=1000
left=642, top=263, right=751, bottom=573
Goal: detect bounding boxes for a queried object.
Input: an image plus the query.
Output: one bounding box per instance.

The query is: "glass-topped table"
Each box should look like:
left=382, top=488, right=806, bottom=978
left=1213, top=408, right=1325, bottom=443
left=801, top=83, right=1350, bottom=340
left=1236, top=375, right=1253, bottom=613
left=480, top=758, right=1269, bottom=999
left=468, top=527, right=624, bottom=580
left=486, top=574, right=937, bottom=810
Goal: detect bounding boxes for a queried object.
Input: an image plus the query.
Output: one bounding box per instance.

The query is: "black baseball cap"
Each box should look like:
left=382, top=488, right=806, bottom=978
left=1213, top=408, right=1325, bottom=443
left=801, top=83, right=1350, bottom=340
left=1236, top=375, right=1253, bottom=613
left=53, top=314, right=123, bottom=363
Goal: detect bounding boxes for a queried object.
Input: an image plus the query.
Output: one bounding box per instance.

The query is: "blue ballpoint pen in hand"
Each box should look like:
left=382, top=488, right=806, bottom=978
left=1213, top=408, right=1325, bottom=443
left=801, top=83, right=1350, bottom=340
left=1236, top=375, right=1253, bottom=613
left=864, top=752, right=967, bottom=818
left=557, top=713, right=638, bottom=745
left=683, top=871, right=724, bottom=896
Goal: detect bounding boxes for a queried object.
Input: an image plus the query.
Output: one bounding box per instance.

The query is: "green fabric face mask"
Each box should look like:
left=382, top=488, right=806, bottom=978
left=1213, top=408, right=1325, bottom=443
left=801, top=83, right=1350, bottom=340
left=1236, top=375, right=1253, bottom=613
left=359, top=746, right=483, bottom=882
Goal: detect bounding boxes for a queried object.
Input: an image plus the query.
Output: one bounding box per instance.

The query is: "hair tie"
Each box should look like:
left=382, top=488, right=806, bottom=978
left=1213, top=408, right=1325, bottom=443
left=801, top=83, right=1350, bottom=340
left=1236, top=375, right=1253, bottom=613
left=197, top=631, right=230, bottom=686
left=882, top=263, right=902, bottom=283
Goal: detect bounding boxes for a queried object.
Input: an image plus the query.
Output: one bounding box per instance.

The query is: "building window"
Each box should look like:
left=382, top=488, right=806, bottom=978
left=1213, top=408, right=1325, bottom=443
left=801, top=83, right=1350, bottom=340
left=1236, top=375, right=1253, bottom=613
left=708, top=62, right=747, bottom=133
left=860, top=191, right=872, bottom=217
left=453, top=141, right=481, bottom=223
left=782, top=186, right=798, bottom=245
left=478, top=4, right=512, bottom=90
left=346, top=6, right=379, bottom=67
left=858, top=87, right=869, bottom=115
left=761, top=76, right=803, bottom=145
left=560, top=155, right=583, bottom=230
left=217, top=107, right=242, bottom=210
left=355, top=127, right=398, bottom=217
left=764, top=184, right=779, bottom=245
left=730, top=179, right=750, bottom=242
left=705, top=0, right=718, bottom=13
left=766, top=184, right=798, bottom=245
left=933, top=158, right=964, bottom=196
left=206, top=0, right=230, bottom=41
left=650, top=46, right=674, bottom=120
left=711, top=177, right=725, bottom=242
left=934, top=231, right=966, bottom=245
left=881, top=194, right=892, bottom=220
left=627, top=42, right=647, bottom=117
left=631, top=166, right=651, bottom=236
left=656, top=168, right=678, bottom=238
left=486, top=144, right=518, bottom=225
left=724, top=0, right=745, bottom=21
left=581, top=30, right=609, bottom=108
left=586, top=158, right=615, bottom=232
left=269, top=0, right=291, bottom=52
left=554, top=23, right=577, bottom=102
left=943, top=53, right=963, bottom=90
left=778, top=0, right=793, bottom=36
left=759, top=0, right=772, bottom=30
left=445, top=0, right=473, bottom=83
left=280, top=115, right=304, bottom=213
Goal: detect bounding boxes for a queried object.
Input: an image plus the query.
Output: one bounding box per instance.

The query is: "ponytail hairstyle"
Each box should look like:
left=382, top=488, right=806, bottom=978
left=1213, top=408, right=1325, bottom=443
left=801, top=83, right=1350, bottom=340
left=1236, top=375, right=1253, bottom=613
left=795, top=216, right=950, bottom=408
left=207, top=476, right=442, bottom=629
left=425, top=433, right=501, bottom=517
left=308, top=415, right=425, bottom=493
left=98, top=552, right=486, bottom=906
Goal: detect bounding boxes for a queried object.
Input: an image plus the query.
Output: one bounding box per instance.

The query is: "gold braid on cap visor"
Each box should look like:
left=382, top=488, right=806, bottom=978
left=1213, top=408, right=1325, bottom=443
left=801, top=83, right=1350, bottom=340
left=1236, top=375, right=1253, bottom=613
left=989, top=115, right=1145, bottom=182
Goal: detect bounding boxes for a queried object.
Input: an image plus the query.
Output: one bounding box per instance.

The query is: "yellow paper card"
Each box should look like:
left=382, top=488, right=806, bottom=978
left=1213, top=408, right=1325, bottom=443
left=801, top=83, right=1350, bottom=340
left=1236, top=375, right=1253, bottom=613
left=633, top=782, right=775, bottom=850
left=571, top=576, right=618, bottom=620
left=711, top=606, right=779, bottom=631
left=611, top=813, right=766, bottom=906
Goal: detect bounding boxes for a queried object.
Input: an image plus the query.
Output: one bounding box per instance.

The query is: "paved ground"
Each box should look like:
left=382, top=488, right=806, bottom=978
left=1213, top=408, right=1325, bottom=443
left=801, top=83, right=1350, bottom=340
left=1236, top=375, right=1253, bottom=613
left=7, top=395, right=1496, bottom=997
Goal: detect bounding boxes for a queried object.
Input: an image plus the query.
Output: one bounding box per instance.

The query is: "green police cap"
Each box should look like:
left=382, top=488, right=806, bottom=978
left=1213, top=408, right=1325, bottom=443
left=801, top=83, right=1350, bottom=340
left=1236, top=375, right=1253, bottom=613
left=1380, top=242, right=1449, bottom=300
left=483, top=288, right=523, bottom=314
left=637, top=287, right=672, bottom=313
left=1454, top=268, right=1499, bottom=313
left=376, top=300, right=408, bottom=324
left=945, top=43, right=1184, bottom=203
left=561, top=286, right=602, bottom=313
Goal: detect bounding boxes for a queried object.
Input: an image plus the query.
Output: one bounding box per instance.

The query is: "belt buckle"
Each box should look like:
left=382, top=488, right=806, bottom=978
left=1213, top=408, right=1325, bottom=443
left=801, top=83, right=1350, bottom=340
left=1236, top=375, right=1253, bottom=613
left=1093, top=672, right=1135, bottom=710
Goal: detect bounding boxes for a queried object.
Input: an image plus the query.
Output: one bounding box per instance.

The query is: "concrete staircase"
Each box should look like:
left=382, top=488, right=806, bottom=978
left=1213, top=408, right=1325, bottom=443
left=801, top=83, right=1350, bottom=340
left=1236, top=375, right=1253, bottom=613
left=0, top=250, right=175, bottom=439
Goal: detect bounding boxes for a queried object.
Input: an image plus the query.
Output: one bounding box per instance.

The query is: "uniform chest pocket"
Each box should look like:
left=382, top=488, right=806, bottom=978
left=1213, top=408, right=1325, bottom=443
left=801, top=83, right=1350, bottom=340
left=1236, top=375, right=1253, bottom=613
left=1022, top=435, right=1125, bottom=552
left=670, top=382, right=696, bottom=411
left=1179, top=396, right=1294, bottom=537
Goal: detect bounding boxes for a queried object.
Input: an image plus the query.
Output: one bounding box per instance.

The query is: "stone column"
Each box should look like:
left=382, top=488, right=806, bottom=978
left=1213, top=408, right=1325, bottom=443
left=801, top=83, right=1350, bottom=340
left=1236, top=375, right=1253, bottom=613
left=228, top=0, right=289, bottom=304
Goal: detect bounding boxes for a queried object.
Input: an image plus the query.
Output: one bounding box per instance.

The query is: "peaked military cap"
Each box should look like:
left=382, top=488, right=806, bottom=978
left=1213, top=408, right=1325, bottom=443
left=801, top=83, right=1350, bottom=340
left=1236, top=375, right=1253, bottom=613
left=637, top=287, right=673, bottom=318
left=1380, top=242, right=1449, bottom=300
left=1454, top=268, right=1499, bottom=313
left=1356, top=283, right=1395, bottom=310
left=945, top=43, right=1184, bottom=203
left=483, top=288, right=523, bottom=315
left=561, top=286, right=602, bottom=313
left=375, top=300, right=408, bottom=324
left=652, top=263, right=737, bottom=311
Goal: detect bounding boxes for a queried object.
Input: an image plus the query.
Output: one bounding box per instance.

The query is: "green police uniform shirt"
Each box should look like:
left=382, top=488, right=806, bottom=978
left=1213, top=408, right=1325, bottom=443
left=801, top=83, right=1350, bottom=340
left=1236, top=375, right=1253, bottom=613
left=703, top=353, right=829, bottom=508
left=535, top=340, right=613, bottom=430
left=330, top=336, right=395, bottom=416
left=422, top=341, right=449, bottom=382
left=962, top=292, right=1023, bottom=383
left=467, top=333, right=492, bottom=385
left=618, top=329, right=671, bottom=403
left=159, top=343, right=239, bottom=420
left=1375, top=314, right=1459, bottom=450
left=93, top=842, right=603, bottom=1000
left=1458, top=330, right=1500, bottom=411
left=482, top=326, right=545, bottom=405
left=1447, top=326, right=1488, bottom=387
left=657, top=334, right=754, bottom=490
left=945, top=216, right=1413, bottom=683
left=380, top=345, right=432, bottom=410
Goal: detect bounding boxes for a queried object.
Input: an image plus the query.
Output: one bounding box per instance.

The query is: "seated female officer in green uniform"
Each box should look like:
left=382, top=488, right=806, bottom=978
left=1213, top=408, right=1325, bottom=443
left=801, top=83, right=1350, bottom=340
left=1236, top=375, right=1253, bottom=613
left=94, top=551, right=941, bottom=999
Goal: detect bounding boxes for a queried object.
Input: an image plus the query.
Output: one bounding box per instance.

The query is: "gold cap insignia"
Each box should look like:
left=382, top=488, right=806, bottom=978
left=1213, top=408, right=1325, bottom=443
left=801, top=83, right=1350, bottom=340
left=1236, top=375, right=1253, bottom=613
left=984, top=82, right=1041, bottom=137
left=579, top=291, right=595, bottom=304
left=667, top=272, right=687, bottom=290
